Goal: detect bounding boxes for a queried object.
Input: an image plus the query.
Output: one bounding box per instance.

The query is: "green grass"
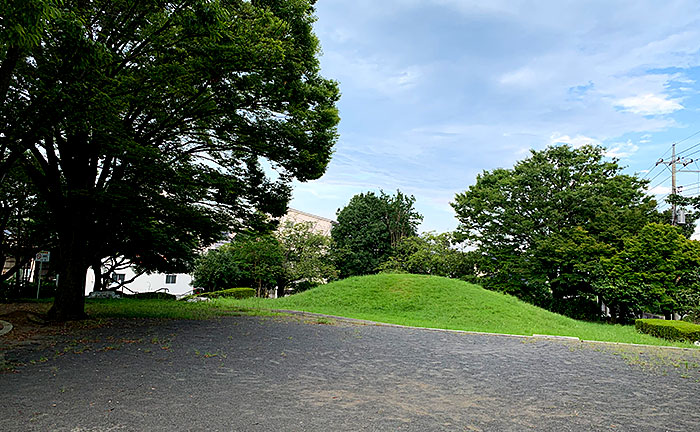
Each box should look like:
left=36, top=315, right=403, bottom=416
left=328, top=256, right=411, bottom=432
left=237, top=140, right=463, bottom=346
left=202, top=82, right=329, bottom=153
left=85, top=298, right=274, bottom=320
left=223, top=273, right=697, bottom=348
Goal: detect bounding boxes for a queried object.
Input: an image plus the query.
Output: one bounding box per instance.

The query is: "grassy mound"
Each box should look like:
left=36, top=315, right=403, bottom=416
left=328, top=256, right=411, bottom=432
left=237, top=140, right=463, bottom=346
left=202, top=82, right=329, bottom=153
left=230, top=273, right=695, bottom=347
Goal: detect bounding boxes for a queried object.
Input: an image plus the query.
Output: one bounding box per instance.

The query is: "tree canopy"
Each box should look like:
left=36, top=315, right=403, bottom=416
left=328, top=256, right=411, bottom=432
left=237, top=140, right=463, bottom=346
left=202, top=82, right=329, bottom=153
left=276, top=220, right=337, bottom=296
left=331, top=190, right=422, bottom=277
left=2, top=0, right=340, bottom=319
left=378, top=231, right=475, bottom=279
left=452, top=145, right=660, bottom=316
left=596, top=223, right=700, bottom=321
left=192, top=232, right=284, bottom=297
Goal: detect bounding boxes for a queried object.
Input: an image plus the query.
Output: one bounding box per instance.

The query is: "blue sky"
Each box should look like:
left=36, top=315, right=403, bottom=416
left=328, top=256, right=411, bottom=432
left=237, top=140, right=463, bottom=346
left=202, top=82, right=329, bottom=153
left=288, top=0, right=700, bottom=234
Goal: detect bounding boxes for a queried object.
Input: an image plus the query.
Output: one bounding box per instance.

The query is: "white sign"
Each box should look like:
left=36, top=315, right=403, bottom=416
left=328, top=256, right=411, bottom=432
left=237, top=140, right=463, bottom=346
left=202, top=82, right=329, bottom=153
left=36, top=251, right=50, bottom=263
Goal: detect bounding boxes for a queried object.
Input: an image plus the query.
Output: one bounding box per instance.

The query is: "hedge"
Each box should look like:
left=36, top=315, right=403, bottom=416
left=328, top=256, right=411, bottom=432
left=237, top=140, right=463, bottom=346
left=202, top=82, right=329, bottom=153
left=635, top=319, right=700, bottom=343
left=200, top=287, right=256, bottom=299
left=130, top=292, right=176, bottom=300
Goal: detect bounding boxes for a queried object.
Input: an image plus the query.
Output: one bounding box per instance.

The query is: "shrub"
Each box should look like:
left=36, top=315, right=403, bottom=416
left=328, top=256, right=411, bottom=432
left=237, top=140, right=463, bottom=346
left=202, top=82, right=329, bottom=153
left=200, top=287, right=255, bottom=299
left=130, top=292, right=176, bottom=300
left=635, top=319, right=700, bottom=342
left=683, top=309, right=700, bottom=325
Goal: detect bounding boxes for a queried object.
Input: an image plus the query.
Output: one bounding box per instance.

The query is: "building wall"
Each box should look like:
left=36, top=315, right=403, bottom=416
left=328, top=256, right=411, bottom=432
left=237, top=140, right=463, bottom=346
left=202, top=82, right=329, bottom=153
left=280, top=208, right=334, bottom=236
left=84, top=267, right=194, bottom=296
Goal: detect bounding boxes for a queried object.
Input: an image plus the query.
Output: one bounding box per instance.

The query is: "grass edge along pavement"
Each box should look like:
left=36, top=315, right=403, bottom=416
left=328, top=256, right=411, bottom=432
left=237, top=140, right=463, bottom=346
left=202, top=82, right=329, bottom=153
left=225, top=273, right=698, bottom=349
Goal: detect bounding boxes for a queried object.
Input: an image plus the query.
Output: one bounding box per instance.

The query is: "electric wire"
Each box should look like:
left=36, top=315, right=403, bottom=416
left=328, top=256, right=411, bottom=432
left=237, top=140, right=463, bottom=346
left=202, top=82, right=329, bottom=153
left=648, top=174, right=672, bottom=191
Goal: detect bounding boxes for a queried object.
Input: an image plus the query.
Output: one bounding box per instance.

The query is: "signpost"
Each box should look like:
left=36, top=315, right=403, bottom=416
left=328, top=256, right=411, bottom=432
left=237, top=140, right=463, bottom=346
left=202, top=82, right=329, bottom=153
left=35, top=251, right=50, bottom=299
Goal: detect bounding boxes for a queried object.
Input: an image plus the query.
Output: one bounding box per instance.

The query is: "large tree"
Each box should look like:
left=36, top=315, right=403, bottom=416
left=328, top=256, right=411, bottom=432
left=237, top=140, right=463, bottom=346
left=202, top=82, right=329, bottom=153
left=451, top=145, right=659, bottom=315
left=596, top=223, right=700, bottom=321
left=331, top=190, right=423, bottom=277
left=3, top=0, right=339, bottom=319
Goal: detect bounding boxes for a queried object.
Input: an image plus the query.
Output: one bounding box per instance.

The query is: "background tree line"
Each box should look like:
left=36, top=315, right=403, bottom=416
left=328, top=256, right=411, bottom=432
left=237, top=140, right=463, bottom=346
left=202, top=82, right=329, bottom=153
left=195, top=148, right=700, bottom=325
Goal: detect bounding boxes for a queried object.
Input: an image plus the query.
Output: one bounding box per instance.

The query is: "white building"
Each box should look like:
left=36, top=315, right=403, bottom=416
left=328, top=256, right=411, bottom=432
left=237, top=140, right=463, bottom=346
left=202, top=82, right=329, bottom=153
left=84, top=208, right=334, bottom=297
left=84, top=267, right=193, bottom=297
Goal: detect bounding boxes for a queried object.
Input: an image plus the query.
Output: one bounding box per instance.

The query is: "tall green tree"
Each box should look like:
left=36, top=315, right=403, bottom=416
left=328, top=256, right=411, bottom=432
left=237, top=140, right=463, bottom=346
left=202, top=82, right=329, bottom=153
left=3, top=0, right=339, bottom=319
left=452, top=145, right=659, bottom=314
left=596, top=223, right=700, bottom=321
left=331, top=190, right=422, bottom=277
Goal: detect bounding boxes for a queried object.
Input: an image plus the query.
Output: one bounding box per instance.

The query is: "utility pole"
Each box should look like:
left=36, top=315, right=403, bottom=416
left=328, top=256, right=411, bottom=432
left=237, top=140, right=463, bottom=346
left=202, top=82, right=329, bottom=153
left=656, top=143, right=699, bottom=225
left=671, top=143, right=677, bottom=224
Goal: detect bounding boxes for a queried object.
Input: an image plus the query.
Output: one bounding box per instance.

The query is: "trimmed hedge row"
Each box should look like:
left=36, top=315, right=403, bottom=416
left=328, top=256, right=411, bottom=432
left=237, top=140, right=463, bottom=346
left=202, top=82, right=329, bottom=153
left=635, top=319, right=700, bottom=343
left=199, top=287, right=256, bottom=299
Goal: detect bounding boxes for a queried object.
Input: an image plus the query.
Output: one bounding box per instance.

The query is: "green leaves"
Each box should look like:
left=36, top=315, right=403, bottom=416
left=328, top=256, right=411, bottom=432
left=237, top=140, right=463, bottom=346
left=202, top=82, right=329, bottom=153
left=3, top=0, right=339, bottom=317
left=597, top=223, right=700, bottom=318
left=193, top=233, right=284, bottom=297
left=276, top=220, right=337, bottom=290
left=452, top=145, right=661, bottom=317
left=331, top=190, right=423, bottom=278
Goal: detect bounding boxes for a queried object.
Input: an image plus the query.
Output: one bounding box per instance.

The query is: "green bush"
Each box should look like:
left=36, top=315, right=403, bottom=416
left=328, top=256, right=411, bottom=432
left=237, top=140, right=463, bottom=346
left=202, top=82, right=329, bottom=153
left=130, top=292, right=176, bottom=300
left=635, top=319, right=700, bottom=342
left=200, top=287, right=255, bottom=299
left=683, top=309, right=700, bottom=325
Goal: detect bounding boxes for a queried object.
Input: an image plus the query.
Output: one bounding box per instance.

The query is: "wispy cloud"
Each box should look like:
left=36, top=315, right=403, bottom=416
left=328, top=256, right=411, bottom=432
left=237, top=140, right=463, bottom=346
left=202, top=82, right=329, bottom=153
left=616, top=94, right=684, bottom=115
left=605, top=140, right=640, bottom=158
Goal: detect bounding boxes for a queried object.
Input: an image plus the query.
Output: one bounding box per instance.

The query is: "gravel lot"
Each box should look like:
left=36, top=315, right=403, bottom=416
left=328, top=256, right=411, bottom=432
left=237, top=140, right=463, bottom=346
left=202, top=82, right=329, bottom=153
left=1, top=314, right=699, bottom=431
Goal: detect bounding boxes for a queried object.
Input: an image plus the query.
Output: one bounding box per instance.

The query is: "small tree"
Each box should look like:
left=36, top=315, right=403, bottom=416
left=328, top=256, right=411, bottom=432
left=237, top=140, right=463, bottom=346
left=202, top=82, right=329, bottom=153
left=192, top=233, right=284, bottom=297
left=331, top=190, right=423, bottom=277
left=379, top=232, right=475, bottom=279
left=192, top=247, right=245, bottom=293
left=276, top=221, right=337, bottom=296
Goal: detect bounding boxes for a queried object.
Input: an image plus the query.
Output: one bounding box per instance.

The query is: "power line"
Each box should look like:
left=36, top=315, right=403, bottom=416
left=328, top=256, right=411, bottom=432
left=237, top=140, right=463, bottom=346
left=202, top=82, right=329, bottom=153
left=677, top=145, right=700, bottom=160
left=641, top=144, right=674, bottom=179
left=648, top=174, right=671, bottom=191
left=673, top=128, right=700, bottom=155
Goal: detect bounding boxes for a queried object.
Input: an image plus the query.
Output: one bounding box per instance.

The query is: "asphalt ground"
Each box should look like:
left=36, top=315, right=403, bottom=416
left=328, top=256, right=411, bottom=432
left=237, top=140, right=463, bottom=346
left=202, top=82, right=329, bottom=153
left=1, top=314, right=699, bottom=431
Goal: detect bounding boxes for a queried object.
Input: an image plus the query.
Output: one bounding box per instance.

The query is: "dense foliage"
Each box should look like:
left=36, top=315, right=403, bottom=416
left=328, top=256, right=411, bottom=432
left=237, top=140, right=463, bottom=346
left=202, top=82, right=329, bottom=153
left=597, top=223, right=700, bottom=320
left=331, top=190, right=422, bottom=277
left=197, top=287, right=255, bottom=300
left=193, top=233, right=284, bottom=297
left=193, top=221, right=337, bottom=297
left=452, top=145, right=661, bottom=318
left=379, top=231, right=475, bottom=279
left=2, top=0, right=339, bottom=319
left=276, top=220, right=337, bottom=296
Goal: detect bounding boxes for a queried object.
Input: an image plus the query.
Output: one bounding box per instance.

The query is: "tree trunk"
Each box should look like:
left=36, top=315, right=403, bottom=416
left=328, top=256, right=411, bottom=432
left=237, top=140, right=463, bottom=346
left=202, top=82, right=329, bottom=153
left=48, top=214, right=92, bottom=321
left=91, top=258, right=103, bottom=292
left=49, top=248, right=89, bottom=320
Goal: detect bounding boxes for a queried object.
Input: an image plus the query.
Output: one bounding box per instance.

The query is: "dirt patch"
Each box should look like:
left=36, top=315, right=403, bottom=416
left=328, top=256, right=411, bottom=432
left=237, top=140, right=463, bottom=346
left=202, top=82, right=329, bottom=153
left=0, top=303, right=52, bottom=343
left=0, top=303, right=114, bottom=353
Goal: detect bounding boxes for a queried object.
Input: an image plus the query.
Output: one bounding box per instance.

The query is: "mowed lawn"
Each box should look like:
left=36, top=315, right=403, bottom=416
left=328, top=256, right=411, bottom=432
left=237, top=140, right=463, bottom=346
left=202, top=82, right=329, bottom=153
left=226, top=273, right=696, bottom=348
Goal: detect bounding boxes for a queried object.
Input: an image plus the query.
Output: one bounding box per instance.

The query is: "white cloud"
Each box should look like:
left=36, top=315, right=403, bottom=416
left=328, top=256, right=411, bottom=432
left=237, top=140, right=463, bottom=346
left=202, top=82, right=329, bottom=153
left=323, top=52, right=423, bottom=96
left=549, top=133, right=603, bottom=148
left=499, top=66, right=543, bottom=87
left=647, top=185, right=672, bottom=195
left=604, top=140, right=640, bottom=158
left=615, top=93, right=684, bottom=115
